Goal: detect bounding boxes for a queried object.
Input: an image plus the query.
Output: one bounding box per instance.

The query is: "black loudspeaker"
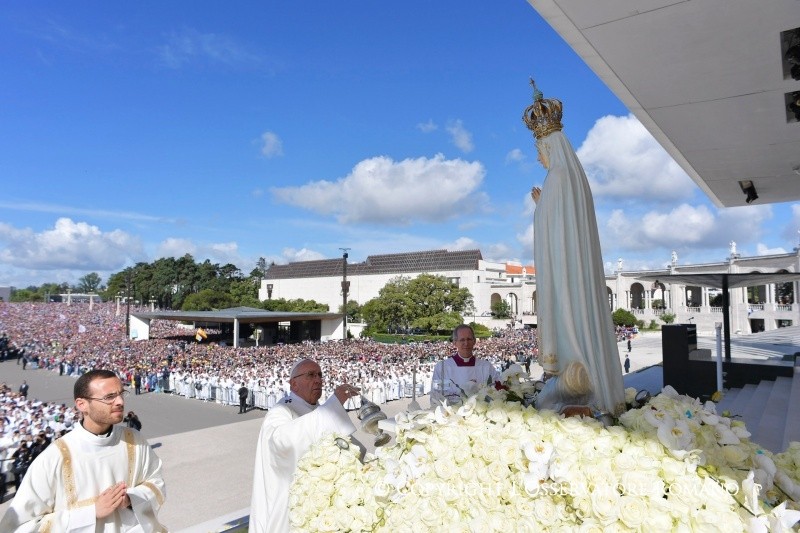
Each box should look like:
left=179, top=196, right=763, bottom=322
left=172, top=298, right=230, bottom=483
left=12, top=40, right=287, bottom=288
left=662, top=324, right=697, bottom=395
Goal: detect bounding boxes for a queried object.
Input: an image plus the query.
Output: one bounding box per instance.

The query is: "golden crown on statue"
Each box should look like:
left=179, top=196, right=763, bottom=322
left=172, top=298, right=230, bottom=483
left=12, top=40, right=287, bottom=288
left=522, top=78, right=563, bottom=139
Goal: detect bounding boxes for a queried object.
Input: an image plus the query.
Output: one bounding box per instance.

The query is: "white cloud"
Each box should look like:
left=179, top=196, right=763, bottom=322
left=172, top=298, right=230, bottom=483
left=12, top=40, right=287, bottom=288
left=260, top=131, right=283, bottom=158
left=157, top=28, right=263, bottom=69
left=446, top=120, right=474, bottom=153
left=156, top=238, right=242, bottom=265
left=157, top=237, right=197, bottom=258
left=416, top=119, right=437, bottom=133
left=0, top=200, right=170, bottom=223
left=281, top=247, right=326, bottom=263
left=602, top=203, right=773, bottom=252
left=446, top=237, right=479, bottom=251
left=271, top=154, right=487, bottom=224
left=517, top=222, right=534, bottom=258
left=483, top=243, right=516, bottom=263
left=0, top=218, right=144, bottom=270
left=443, top=237, right=516, bottom=265
left=577, top=114, right=695, bottom=202
left=207, top=242, right=241, bottom=264
left=781, top=204, right=800, bottom=243
left=505, top=148, right=525, bottom=164
left=756, top=243, right=788, bottom=256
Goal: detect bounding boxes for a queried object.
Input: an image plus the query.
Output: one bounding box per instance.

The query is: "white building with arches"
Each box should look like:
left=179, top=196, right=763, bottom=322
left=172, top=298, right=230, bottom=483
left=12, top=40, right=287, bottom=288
left=258, top=247, right=800, bottom=336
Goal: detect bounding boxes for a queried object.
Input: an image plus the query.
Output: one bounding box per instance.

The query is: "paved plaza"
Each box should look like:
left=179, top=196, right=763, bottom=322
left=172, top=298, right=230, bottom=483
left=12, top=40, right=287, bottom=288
left=1, top=329, right=797, bottom=531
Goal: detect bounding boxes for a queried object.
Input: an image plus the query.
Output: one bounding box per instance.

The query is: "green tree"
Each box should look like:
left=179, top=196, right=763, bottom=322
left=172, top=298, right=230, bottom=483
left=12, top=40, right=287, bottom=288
left=777, top=281, right=794, bottom=304
left=255, top=257, right=268, bottom=279
left=412, top=311, right=462, bottom=334
left=261, top=298, right=328, bottom=312
left=339, top=299, right=362, bottom=322
left=361, top=277, right=414, bottom=333
left=491, top=300, right=512, bottom=319
left=361, top=274, right=473, bottom=334
left=470, top=322, right=492, bottom=338
left=660, top=312, right=676, bottom=325
left=612, top=308, right=637, bottom=327
left=182, top=289, right=235, bottom=311
left=10, top=289, right=41, bottom=302
left=230, top=278, right=261, bottom=308
left=76, top=272, right=103, bottom=293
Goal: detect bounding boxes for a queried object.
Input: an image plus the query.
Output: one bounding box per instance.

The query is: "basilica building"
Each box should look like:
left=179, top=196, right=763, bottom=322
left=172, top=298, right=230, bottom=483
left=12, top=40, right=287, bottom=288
left=259, top=247, right=800, bottom=336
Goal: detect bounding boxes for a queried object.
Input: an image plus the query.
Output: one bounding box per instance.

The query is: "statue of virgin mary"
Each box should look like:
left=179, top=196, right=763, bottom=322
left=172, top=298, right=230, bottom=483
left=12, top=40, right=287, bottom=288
left=524, top=79, right=625, bottom=415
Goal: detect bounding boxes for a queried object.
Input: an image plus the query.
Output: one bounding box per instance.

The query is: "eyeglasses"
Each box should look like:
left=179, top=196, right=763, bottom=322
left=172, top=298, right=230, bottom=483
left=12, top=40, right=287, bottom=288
left=84, top=390, right=129, bottom=404
left=292, top=371, right=323, bottom=380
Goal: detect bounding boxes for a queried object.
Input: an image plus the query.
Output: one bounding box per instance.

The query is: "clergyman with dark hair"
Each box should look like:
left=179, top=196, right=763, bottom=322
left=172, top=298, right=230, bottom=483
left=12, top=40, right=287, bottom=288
left=0, top=369, right=166, bottom=532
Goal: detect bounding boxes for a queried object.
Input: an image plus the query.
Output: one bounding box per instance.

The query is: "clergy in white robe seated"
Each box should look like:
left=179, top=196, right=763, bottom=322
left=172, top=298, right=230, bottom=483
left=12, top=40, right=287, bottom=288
left=430, top=324, right=500, bottom=407
left=249, top=358, right=361, bottom=533
left=0, top=369, right=166, bottom=532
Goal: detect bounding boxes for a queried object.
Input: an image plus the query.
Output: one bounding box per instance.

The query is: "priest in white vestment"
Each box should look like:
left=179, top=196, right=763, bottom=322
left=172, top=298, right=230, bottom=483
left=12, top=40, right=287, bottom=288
left=0, top=369, right=166, bottom=532
left=249, top=359, right=360, bottom=533
left=430, top=325, right=500, bottom=407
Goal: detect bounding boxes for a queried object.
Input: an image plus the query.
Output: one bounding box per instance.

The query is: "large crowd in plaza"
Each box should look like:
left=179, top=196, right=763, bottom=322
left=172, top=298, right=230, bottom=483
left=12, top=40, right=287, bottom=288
left=0, top=301, right=538, bottom=497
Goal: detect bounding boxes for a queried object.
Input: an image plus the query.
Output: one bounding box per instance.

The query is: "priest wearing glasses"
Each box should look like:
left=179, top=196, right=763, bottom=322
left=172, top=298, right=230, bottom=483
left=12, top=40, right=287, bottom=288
left=430, top=324, right=500, bottom=407
left=0, top=369, right=166, bottom=532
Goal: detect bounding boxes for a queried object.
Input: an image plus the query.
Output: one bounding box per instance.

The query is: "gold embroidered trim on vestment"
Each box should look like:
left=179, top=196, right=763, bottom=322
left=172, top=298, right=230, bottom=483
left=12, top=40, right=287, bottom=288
left=140, top=481, right=165, bottom=506
left=54, top=439, right=76, bottom=507
left=123, top=428, right=135, bottom=485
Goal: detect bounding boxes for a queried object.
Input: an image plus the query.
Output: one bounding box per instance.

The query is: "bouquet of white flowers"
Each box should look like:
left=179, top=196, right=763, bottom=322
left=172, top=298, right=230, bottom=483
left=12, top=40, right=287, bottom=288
left=290, top=378, right=800, bottom=532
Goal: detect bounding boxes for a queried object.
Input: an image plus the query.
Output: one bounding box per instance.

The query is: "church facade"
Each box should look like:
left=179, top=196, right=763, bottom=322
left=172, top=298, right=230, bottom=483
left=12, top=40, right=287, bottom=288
left=258, top=248, right=800, bottom=336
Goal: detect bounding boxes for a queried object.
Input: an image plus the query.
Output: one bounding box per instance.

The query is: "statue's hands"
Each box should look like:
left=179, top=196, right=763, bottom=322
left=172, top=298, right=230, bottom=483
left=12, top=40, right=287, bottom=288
left=531, top=187, right=542, bottom=205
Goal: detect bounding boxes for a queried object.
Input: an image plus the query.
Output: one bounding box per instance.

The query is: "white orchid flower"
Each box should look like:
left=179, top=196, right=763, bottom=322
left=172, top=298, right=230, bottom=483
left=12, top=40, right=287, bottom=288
left=767, top=501, right=800, bottom=531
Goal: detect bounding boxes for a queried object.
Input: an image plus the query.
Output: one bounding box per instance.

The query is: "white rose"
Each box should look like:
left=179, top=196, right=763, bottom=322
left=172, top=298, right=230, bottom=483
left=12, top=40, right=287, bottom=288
left=315, top=462, right=339, bottom=481
left=576, top=518, right=605, bottom=533
left=433, top=456, right=458, bottom=481
left=617, top=495, right=648, bottom=528
left=589, top=483, right=620, bottom=525
left=583, top=462, right=615, bottom=488
left=487, top=459, right=512, bottom=483
left=624, top=387, right=638, bottom=404
left=667, top=475, right=703, bottom=510
left=311, top=508, right=341, bottom=532
left=720, top=444, right=750, bottom=467
left=533, top=497, right=560, bottom=527
left=612, top=451, right=638, bottom=473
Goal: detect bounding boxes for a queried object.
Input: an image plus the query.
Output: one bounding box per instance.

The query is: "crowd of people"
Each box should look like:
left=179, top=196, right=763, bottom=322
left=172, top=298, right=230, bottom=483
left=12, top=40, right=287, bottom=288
left=0, top=301, right=538, bottom=497
left=0, top=383, right=79, bottom=501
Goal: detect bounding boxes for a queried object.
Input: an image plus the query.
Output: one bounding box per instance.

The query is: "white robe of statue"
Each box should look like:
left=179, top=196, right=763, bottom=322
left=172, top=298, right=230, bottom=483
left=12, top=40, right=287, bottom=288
left=0, top=423, right=166, bottom=532
left=249, top=391, right=356, bottom=533
left=533, top=129, right=625, bottom=415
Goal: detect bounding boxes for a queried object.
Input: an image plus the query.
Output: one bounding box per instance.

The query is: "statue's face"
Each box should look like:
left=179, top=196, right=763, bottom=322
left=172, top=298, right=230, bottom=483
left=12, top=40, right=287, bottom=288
left=536, top=142, right=550, bottom=169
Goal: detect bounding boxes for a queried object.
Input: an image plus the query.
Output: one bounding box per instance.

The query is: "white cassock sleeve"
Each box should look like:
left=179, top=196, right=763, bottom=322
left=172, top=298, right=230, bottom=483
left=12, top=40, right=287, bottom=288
left=249, top=395, right=355, bottom=533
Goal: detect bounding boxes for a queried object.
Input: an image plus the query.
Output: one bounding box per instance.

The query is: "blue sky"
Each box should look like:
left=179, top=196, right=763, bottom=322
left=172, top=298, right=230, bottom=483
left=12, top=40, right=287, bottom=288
left=1, top=1, right=797, bottom=289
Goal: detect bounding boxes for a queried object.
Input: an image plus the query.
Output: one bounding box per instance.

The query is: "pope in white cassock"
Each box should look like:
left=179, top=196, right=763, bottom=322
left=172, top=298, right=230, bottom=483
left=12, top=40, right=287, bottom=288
left=430, top=325, right=500, bottom=407
left=0, top=369, right=166, bottom=532
left=249, top=359, right=362, bottom=533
